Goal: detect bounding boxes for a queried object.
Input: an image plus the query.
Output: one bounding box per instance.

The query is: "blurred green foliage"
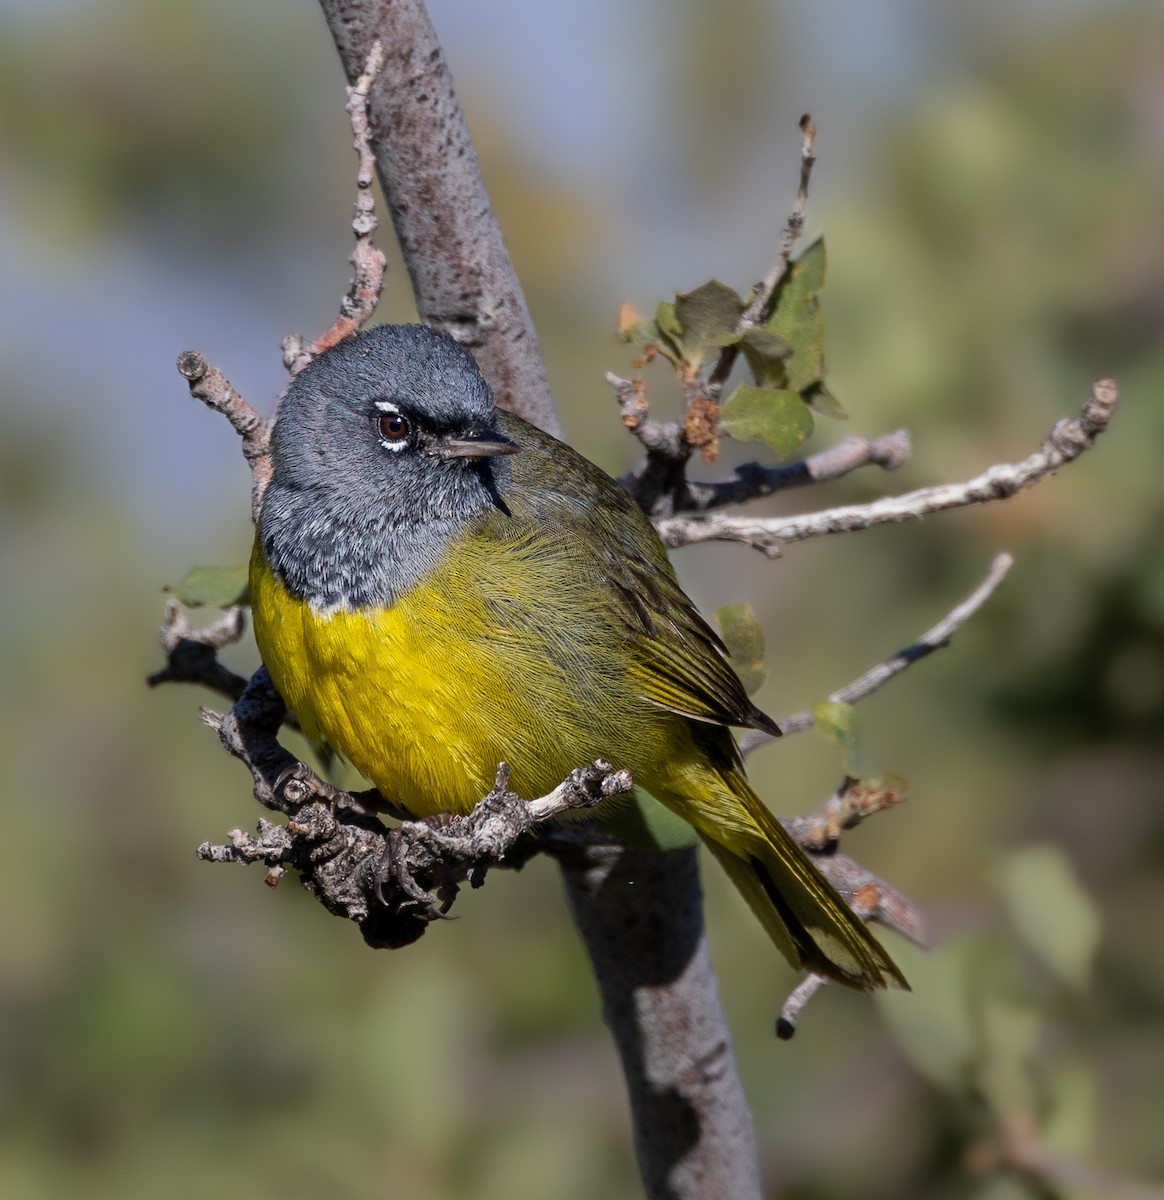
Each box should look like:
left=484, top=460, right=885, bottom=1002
left=1, top=2, right=1162, bottom=1199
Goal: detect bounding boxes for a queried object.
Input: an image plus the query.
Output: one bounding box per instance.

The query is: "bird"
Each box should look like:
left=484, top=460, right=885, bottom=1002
left=248, top=323, right=906, bottom=991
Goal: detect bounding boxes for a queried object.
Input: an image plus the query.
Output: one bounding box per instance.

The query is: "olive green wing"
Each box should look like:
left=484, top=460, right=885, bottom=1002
left=500, top=408, right=779, bottom=737
left=600, top=545, right=780, bottom=735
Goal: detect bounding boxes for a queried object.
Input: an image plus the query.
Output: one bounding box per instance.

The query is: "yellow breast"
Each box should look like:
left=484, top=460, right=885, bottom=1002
left=248, top=538, right=681, bottom=817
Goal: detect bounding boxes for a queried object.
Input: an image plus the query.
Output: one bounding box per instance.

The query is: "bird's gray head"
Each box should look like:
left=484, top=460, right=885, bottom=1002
left=260, top=324, right=518, bottom=611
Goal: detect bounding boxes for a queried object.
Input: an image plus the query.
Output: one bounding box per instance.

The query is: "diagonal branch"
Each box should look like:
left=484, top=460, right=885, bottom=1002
left=680, top=427, right=911, bottom=513
left=656, top=380, right=1118, bottom=555
left=283, top=41, right=388, bottom=372
left=740, top=551, right=1014, bottom=757
left=708, top=112, right=818, bottom=394
left=176, top=351, right=270, bottom=522
left=617, top=114, right=821, bottom=516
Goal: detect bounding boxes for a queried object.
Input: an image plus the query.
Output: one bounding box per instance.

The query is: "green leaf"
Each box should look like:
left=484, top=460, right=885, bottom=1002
left=167, top=565, right=249, bottom=608
left=653, top=300, right=685, bottom=363
left=673, top=279, right=745, bottom=370
left=803, top=381, right=848, bottom=419
left=737, top=326, right=792, bottom=388
left=719, top=384, right=813, bottom=456
left=767, top=237, right=827, bottom=393
left=655, top=299, right=682, bottom=339
left=996, top=845, right=1101, bottom=992
left=811, top=699, right=860, bottom=774
left=716, top=603, right=766, bottom=695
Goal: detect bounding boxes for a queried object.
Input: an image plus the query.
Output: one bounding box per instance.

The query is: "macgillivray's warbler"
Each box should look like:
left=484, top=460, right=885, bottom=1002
left=249, top=324, right=905, bottom=991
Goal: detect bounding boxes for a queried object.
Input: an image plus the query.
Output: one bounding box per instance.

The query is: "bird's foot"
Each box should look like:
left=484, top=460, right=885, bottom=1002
left=374, top=818, right=459, bottom=921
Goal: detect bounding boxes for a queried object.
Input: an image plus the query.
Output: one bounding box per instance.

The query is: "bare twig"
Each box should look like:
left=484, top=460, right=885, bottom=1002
left=680, top=428, right=911, bottom=514
left=283, top=41, right=388, bottom=373
left=776, top=974, right=826, bottom=1040
left=175, top=351, right=271, bottom=522
left=146, top=599, right=249, bottom=699
left=319, top=0, right=560, bottom=436
left=656, top=380, right=1118, bottom=554
left=729, top=112, right=811, bottom=355
left=606, top=372, right=685, bottom=460
left=617, top=115, right=821, bottom=514
left=811, top=851, right=925, bottom=945
left=741, top=552, right=1015, bottom=755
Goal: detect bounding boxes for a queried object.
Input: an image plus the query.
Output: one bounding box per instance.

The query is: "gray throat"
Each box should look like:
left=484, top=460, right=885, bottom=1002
left=259, top=471, right=500, bottom=612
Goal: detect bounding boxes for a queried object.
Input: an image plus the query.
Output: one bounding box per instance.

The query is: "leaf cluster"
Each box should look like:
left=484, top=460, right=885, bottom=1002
left=619, top=238, right=843, bottom=457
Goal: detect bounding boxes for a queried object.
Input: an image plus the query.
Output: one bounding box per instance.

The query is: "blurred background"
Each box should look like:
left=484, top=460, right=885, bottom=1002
left=1, top=1, right=1162, bottom=1197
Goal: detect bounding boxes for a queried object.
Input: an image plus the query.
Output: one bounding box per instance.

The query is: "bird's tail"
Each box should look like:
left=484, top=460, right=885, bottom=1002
left=693, top=770, right=907, bottom=991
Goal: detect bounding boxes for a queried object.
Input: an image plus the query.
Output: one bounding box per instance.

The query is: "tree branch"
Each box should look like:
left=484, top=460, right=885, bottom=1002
left=656, top=380, right=1118, bottom=555
left=318, top=0, right=561, bottom=436
left=561, top=844, right=763, bottom=1200
left=199, top=665, right=633, bottom=949
left=283, top=41, right=388, bottom=371
left=146, top=599, right=249, bottom=699
left=616, top=114, right=821, bottom=515
left=738, top=551, right=1016, bottom=757
left=175, top=351, right=270, bottom=522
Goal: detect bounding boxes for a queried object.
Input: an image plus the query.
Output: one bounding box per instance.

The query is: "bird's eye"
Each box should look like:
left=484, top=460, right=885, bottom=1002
left=378, top=413, right=411, bottom=443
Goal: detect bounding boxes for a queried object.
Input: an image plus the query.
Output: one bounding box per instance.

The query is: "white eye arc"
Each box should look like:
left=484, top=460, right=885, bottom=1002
left=374, top=401, right=411, bottom=450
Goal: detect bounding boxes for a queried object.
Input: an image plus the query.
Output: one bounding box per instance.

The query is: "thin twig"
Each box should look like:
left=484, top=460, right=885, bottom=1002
left=811, top=850, right=925, bottom=945
left=741, top=115, right=818, bottom=336
left=179, top=43, right=390, bottom=519
left=283, top=42, right=388, bottom=373
left=680, top=428, right=911, bottom=513
left=606, top=371, right=685, bottom=460
left=740, top=552, right=1014, bottom=756
left=320, top=0, right=560, bottom=435
left=656, top=380, right=1118, bottom=555
left=706, top=113, right=817, bottom=395
left=776, top=974, right=826, bottom=1040
left=617, top=116, right=821, bottom=515
left=146, top=599, right=250, bottom=698
left=175, top=351, right=271, bottom=522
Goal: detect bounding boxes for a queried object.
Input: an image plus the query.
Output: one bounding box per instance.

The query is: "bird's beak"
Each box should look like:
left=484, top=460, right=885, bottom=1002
left=434, top=428, right=520, bottom=460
